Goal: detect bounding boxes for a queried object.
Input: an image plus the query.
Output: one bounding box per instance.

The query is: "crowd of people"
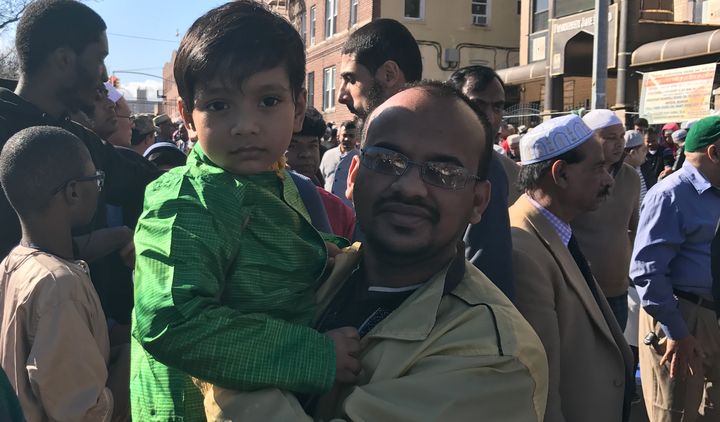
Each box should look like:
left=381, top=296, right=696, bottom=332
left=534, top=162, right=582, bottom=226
left=0, top=1, right=718, bottom=422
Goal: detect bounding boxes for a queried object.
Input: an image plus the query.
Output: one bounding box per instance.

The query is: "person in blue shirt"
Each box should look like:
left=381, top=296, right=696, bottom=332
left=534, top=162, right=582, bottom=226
left=630, top=116, right=720, bottom=422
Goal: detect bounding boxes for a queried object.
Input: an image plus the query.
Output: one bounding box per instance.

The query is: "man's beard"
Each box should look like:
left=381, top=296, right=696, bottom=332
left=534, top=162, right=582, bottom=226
left=360, top=77, right=386, bottom=119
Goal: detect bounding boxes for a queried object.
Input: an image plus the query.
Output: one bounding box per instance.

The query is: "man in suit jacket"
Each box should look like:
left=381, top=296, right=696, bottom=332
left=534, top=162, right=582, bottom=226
left=510, top=114, right=634, bottom=422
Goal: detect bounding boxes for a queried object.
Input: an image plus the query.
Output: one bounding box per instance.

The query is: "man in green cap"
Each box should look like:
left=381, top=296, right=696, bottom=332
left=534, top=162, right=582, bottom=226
left=630, top=115, right=720, bottom=422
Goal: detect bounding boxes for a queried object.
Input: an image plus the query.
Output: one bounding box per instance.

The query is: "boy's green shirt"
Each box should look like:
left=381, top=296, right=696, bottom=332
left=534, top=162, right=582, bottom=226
left=130, top=145, right=336, bottom=422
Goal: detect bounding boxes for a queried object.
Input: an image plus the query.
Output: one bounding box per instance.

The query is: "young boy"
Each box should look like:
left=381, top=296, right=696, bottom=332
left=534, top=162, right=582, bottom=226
left=130, top=2, right=360, bottom=421
left=0, top=126, right=130, bottom=422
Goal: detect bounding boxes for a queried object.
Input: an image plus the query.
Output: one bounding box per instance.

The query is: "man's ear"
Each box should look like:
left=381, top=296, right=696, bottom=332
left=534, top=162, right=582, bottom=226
left=708, top=143, right=720, bottom=164
left=293, top=88, right=308, bottom=133
left=50, top=47, right=73, bottom=73
left=468, top=180, right=491, bottom=225
left=551, top=160, right=570, bottom=189
left=178, top=99, right=197, bottom=138
left=375, top=60, right=403, bottom=89
left=63, top=180, right=81, bottom=206
left=345, top=155, right=361, bottom=201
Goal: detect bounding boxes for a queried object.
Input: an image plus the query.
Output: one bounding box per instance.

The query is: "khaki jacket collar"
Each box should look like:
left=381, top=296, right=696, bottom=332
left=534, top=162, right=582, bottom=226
left=512, top=195, right=616, bottom=345
left=314, top=245, right=466, bottom=343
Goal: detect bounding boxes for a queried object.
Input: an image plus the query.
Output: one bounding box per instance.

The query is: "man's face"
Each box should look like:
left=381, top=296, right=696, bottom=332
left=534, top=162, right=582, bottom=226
left=286, top=134, right=320, bottom=178
left=510, top=142, right=520, bottom=157
left=635, top=125, right=648, bottom=134
left=663, top=132, right=673, bottom=144
left=66, top=32, right=109, bottom=115
left=107, top=98, right=133, bottom=147
left=90, top=88, right=118, bottom=140
left=595, top=123, right=625, bottom=165
left=645, top=133, right=659, bottom=150
left=181, top=67, right=306, bottom=175
left=462, top=77, right=505, bottom=135
left=350, top=89, right=490, bottom=261
left=625, top=144, right=648, bottom=168
left=159, top=121, right=176, bottom=139
left=71, top=161, right=101, bottom=228
left=338, top=126, right=357, bottom=152
left=338, top=54, right=385, bottom=119
left=562, top=137, right=615, bottom=213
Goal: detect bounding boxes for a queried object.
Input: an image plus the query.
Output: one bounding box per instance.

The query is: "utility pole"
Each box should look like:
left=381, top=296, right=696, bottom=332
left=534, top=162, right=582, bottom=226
left=591, top=0, right=609, bottom=109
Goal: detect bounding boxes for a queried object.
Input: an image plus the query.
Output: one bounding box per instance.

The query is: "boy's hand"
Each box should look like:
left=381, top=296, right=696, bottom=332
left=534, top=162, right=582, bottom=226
left=119, top=241, right=135, bottom=269
left=325, top=242, right=342, bottom=268
left=107, top=344, right=131, bottom=422
left=324, top=327, right=362, bottom=384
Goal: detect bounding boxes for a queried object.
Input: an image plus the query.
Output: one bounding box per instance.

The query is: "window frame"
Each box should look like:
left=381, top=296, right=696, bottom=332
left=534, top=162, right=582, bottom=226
left=308, top=72, right=315, bottom=108
left=300, top=11, right=307, bottom=45
left=404, top=0, right=425, bottom=20
left=310, top=6, right=316, bottom=45
left=325, top=0, right=338, bottom=39
left=323, top=66, right=336, bottom=111
left=471, top=0, right=491, bottom=26
left=350, top=0, right=359, bottom=26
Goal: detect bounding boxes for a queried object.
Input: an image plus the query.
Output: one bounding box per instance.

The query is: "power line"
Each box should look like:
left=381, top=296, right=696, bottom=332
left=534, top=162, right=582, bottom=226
left=107, top=32, right=180, bottom=44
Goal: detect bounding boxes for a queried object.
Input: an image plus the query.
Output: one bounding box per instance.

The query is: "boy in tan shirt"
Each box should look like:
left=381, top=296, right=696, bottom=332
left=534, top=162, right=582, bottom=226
left=0, top=126, right=129, bottom=422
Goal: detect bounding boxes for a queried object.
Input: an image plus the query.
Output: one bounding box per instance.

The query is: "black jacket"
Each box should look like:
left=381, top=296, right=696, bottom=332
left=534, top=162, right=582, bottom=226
left=640, top=146, right=674, bottom=186
left=0, top=88, right=162, bottom=317
left=713, top=219, right=720, bottom=321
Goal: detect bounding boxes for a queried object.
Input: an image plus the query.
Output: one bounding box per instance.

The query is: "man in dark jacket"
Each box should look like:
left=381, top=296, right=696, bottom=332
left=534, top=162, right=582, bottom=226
left=0, top=0, right=161, bottom=320
left=640, top=127, right=675, bottom=185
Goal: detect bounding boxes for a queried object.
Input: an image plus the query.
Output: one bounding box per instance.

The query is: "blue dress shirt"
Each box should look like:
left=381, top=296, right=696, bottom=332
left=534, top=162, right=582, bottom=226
left=630, top=160, right=720, bottom=340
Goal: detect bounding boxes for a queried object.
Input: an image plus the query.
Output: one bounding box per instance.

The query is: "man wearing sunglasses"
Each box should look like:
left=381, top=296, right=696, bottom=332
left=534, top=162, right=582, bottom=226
left=212, top=81, right=549, bottom=422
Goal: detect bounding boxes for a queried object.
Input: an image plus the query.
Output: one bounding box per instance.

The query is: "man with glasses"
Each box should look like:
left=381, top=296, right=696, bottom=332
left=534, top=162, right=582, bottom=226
left=510, top=115, right=634, bottom=422
left=0, top=127, right=130, bottom=422
left=202, top=81, right=549, bottom=422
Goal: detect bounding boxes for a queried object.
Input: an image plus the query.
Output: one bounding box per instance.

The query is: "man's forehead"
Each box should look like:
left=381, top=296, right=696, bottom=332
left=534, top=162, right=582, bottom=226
left=463, top=77, right=504, bottom=100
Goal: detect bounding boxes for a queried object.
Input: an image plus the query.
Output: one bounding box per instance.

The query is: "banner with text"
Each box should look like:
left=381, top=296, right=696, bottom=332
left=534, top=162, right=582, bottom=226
left=639, top=63, right=716, bottom=124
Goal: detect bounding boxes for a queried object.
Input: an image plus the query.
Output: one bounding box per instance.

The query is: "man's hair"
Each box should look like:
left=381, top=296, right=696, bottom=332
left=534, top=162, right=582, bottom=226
left=15, top=0, right=107, bottom=76
left=447, top=65, right=505, bottom=93
left=295, top=107, right=326, bottom=137
left=635, top=117, right=649, bottom=128
left=131, top=129, right=150, bottom=146
left=645, top=127, right=657, bottom=137
left=366, top=80, right=494, bottom=181
left=147, top=147, right=188, bottom=169
left=342, top=19, right=422, bottom=84
left=0, top=126, right=91, bottom=217
left=340, top=120, right=356, bottom=131
left=516, top=148, right=585, bottom=192
left=175, top=0, right=305, bottom=114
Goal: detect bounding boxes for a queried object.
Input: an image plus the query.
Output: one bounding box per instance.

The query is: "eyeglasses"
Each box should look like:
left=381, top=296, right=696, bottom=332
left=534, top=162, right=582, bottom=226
left=50, top=170, right=105, bottom=195
left=360, top=146, right=481, bottom=190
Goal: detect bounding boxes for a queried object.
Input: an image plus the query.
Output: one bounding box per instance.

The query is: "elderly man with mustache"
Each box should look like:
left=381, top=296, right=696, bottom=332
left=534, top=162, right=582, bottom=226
left=510, top=114, right=635, bottom=422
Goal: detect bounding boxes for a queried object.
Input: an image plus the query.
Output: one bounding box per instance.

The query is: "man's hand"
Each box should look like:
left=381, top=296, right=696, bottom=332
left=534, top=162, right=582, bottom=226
left=659, top=168, right=674, bottom=179
left=325, top=242, right=342, bottom=268
left=119, top=241, right=135, bottom=269
left=324, top=327, right=362, bottom=384
left=660, top=334, right=705, bottom=379
left=107, top=344, right=131, bottom=422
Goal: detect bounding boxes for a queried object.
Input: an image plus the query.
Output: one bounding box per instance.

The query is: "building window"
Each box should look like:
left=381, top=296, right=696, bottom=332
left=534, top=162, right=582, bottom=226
left=350, top=0, right=359, bottom=26
left=323, top=66, right=335, bottom=111
left=532, top=0, right=549, bottom=32
left=301, top=12, right=307, bottom=45
left=325, top=0, right=337, bottom=39
left=404, top=0, right=424, bottom=19
left=310, top=7, right=316, bottom=45
left=308, top=72, right=315, bottom=108
left=472, top=0, right=490, bottom=26
left=517, top=0, right=521, bottom=15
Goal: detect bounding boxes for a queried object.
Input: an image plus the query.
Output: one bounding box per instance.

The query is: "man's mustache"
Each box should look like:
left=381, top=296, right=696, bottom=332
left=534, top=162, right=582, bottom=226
left=372, top=195, right=441, bottom=224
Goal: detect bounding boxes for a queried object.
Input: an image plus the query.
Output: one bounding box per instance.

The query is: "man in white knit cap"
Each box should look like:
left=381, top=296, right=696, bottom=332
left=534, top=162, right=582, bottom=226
left=510, top=114, right=634, bottom=422
left=571, top=109, right=641, bottom=331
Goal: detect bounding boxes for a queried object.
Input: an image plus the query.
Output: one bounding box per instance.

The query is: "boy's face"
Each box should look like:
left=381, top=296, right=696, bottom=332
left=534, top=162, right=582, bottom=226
left=181, top=67, right=306, bottom=175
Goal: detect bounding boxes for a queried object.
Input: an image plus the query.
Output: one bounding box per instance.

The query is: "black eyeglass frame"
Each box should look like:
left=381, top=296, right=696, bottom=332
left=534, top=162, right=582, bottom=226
left=360, top=146, right=482, bottom=190
left=50, top=170, right=105, bottom=195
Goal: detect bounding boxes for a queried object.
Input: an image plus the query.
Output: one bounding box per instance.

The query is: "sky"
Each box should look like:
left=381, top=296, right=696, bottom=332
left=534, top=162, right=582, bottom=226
left=87, top=0, right=227, bottom=100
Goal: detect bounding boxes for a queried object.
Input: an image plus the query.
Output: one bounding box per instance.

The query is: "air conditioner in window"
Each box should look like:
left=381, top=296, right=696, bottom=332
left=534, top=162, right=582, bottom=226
left=473, top=15, right=488, bottom=26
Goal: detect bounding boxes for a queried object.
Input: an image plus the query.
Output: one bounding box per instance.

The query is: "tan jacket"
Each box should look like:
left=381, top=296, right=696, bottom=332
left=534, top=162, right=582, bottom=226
left=510, top=196, right=633, bottom=422
left=497, top=151, right=522, bottom=206
left=0, top=246, right=113, bottom=422
left=203, top=245, right=549, bottom=422
left=571, top=163, right=640, bottom=297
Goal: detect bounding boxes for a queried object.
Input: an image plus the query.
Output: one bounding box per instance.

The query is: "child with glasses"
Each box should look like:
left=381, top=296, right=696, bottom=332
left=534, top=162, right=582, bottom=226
left=0, top=126, right=130, bottom=422
left=130, top=3, right=361, bottom=421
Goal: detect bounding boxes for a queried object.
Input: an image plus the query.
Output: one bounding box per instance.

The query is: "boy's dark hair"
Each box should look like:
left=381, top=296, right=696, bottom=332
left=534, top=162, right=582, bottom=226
left=635, top=117, right=649, bottom=128
left=147, top=146, right=188, bottom=169
left=646, top=127, right=657, bottom=137
left=341, top=19, right=422, bottom=84
left=340, top=120, right=356, bottom=131
left=0, top=126, right=91, bottom=217
left=131, top=129, right=149, bottom=146
left=295, top=107, right=326, bottom=137
left=15, top=0, right=107, bottom=76
left=365, top=80, right=493, bottom=181
left=175, top=1, right=305, bottom=114
left=447, top=65, right=505, bottom=93
left=516, top=148, right=585, bottom=192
